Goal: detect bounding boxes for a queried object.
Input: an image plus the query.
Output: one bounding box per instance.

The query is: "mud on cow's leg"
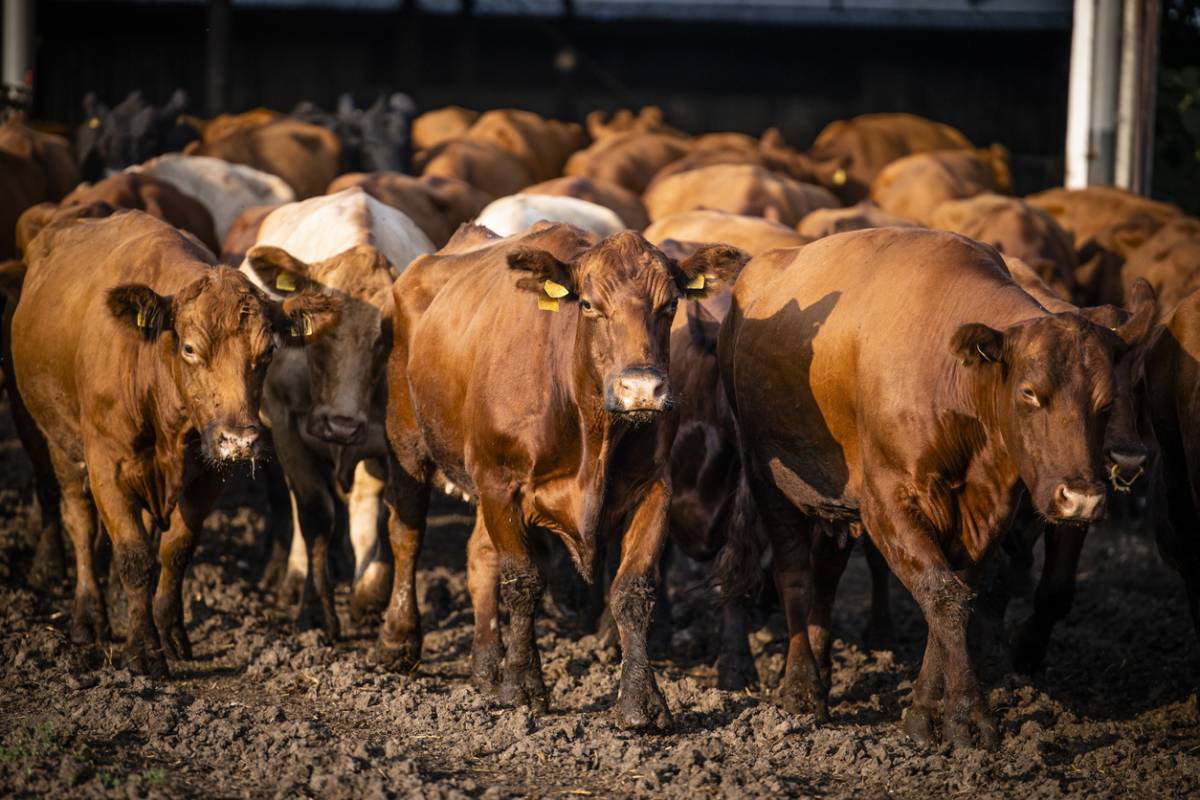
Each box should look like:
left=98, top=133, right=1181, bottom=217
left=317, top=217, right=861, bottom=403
left=49, top=447, right=110, bottom=647
left=466, top=510, right=503, bottom=692
left=497, top=558, right=549, bottom=712
left=91, top=473, right=167, bottom=678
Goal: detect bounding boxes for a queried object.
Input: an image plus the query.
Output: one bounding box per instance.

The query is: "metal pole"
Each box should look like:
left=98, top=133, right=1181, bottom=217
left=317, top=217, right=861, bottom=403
left=1115, top=0, right=1160, bottom=194
left=1066, top=0, right=1097, bottom=188
left=2, top=0, right=35, bottom=113
left=1089, top=0, right=1122, bottom=185
left=206, top=0, right=231, bottom=116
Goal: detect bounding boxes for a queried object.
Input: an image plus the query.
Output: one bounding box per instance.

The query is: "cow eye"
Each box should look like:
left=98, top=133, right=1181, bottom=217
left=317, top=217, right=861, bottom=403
left=1020, top=387, right=1040, bottom=407
left=181, top=343, right=200, bottom=363
left=579, top=299, right=602, bottom=317
left=660, top=299, right=679, bottom=318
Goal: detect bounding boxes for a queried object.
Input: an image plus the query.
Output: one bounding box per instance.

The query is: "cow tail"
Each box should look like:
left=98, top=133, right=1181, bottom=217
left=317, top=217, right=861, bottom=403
left=714, top=471, right=767, bottom=605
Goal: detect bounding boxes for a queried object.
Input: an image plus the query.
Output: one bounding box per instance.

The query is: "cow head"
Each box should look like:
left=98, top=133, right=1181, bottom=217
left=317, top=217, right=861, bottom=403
left=951, top=284, right=1158, bottom=523
left=246, top=243, right=395, bottom=446
left=106, top=266, right=339, bottom=462
left=77, top=90, right=192, bottom=180
left=508, top=231, right=747, bottom=423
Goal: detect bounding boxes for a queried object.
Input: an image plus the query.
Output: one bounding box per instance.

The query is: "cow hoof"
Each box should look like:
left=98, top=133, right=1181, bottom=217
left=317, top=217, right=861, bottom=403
left=125, top=643, right=169, bottom=679
left=777, top=674, right=828, bottom=722
left=470, top=642, right=503, bottom=693
left=902, top=706, right=935, bottom=746
left=944, top=708, right=1000, bottom=750
left=375, top=637, right=421, bottom=674
left=716, top=652, right=759, bottom=691
left=159, top=624, right=192, bottom=661
left=70, top=593, right=111, bottom=645
left=295, top=604, right=341, bottom=642
left=615, top=680, right=673, bottom=732
left=499, top=668, right=549, bottom=714
left=349, top=588, right=387, bottom=628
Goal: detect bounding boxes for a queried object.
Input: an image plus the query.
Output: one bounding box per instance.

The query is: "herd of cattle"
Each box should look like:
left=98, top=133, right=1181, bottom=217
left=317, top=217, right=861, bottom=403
left=1, top=91, right=1199, bottom=752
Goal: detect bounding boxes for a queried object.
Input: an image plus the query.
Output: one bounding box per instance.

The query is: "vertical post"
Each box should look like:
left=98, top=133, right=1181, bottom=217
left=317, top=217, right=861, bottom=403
left=2, top=0, right=35, bottom=113
left=1065, top=0, right=1097, bottom=188
left=1088, top=0, right=1122, bottom=185
left=1115, top=0, right=1160, bottom=194
left=206, top=0, right=231, bottom=116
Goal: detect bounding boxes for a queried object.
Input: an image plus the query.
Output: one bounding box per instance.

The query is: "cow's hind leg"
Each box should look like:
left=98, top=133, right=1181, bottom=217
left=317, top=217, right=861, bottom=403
left=862, top=537, right=893, bottom=651
left=466, top=508, right=503, bottom=691
left=349, top=459, right=393, bottom=626
left=51, top=448, right=109, bottom=646
left=716, top=597, right=758, bottom=690
left=808, top=527, right=853, bottom=692
left=374, top=451, right=429, bottom=672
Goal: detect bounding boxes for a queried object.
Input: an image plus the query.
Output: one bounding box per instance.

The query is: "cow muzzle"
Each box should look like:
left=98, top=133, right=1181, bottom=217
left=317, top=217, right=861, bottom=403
left=1050, top=481, right=1107, bottom=522
left=307, top=408, right=368, bottom=446
left=206, top=424, right=262, bottom=463
left=605, top=367, right=671, bottom=422
left=1106, top=447, right=1147, bottom=492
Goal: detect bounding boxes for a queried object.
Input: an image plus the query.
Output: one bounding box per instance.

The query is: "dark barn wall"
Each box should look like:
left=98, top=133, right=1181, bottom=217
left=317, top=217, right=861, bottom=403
left=26, top=2, right=1069, bottom=192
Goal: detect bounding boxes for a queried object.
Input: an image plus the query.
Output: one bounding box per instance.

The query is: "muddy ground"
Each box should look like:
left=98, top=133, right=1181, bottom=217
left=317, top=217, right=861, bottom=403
left=1, top=399, right=1199, bottom=800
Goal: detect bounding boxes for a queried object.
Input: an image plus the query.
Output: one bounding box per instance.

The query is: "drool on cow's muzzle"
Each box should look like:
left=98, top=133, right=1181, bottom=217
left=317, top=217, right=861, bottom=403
left=605, top=367, right=671, bottom=422
left=204, top=422, right=263, bottom=463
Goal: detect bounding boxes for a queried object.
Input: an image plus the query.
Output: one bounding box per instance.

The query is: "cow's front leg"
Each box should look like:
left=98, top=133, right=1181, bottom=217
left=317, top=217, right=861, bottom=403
left=466, top=509, right=503, bottom=691
left=349, top=460, right=393, bottom=626
left=153, top=470, right=223, bottom=661
left=478, top=496, right=548, bottom=712
left=866, top=494, right=998, bottom=750
left=1012, top=523, right=1087, bottom=674
left=611, top=479, right=673, bottom=731
left=716, top=597, right=758, bottom=690
left=90, top=471, right=166, bottom=678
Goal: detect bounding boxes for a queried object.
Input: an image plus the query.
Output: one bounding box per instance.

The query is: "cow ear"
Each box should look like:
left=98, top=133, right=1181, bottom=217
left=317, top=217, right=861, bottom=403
left=275, top=291, right=341, bottom=346
left=107, top=284, right=173, bottom=340
left=163, top=89, right=188, bottom=118
left=951, top=323, right=1005, bottom=367
left=671, top=244, right=749, bottom=299
left=247, top=245, right=312, bottom=295
left=1115, top=278, right=1158, bottom=349
left=507, top=247, right=576, bottom=301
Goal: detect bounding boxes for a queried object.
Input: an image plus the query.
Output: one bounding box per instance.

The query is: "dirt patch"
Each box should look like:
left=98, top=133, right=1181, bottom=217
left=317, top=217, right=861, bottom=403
left=1, top=400, right=1199, bottom=798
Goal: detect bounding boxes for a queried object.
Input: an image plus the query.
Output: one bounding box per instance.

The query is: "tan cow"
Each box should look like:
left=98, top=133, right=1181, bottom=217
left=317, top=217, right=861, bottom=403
left=520, top=176, right=650, bottom=230
left=644, top=164, right=839, bottom=226
left=870, top=146, right=1012, bottom=224
left=645, top=209, right=810, bottom=255
left=564, top=132, right=691, bottom=194
left=327, top=171, right=491, bottom=247
left=185, top=118, right=341, bottom=199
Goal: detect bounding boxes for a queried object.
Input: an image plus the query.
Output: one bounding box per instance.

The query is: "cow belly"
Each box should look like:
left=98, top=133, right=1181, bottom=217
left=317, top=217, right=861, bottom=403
left=763, top=447, right=860, bottom=522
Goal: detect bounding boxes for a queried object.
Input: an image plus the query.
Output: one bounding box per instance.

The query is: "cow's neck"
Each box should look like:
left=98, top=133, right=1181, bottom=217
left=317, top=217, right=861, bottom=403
left=129, top=339, right=192, bottom=517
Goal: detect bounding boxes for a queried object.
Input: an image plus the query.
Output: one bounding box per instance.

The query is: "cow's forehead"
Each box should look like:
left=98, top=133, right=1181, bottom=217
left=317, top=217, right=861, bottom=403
left=176, top=269, right=272, bottom=339
left=305, top=250, right=394, bottom=308
left=1010, top=314, right=1114, bottom=383
left=578, top=232, right=673, bottom=286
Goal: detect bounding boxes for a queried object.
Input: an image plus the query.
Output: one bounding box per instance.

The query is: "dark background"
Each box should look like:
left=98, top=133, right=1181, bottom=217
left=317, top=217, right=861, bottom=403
left=18, top=2, right=1200, bottom=207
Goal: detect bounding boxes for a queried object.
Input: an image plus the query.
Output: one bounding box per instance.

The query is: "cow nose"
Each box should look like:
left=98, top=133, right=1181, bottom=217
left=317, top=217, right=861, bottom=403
left=608, top=368, right=670, bottom=414
left=309, top=411, right=367, bottom=445
left=1106, top=447, right=1147, bottom=489
left=1053, top=482, right=1106, bottom=521
left=215, top=425, right=260, bottom=461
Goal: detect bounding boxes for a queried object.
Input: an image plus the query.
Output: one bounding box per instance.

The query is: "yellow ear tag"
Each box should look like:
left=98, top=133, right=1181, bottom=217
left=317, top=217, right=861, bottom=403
left=88, top=117, right=100, bottom=129
left=686, top=273, right=706, bottom=291
left=275, top=272, right=296, bottom=292
left=832, top=168, right=847, bottom=186
left=301, top=313, right=313, bottom=336
left=543, top=280, right=569, bottom=299
left=136, top=308, right=147, bottom=328
left=537, top=296, right=560, bottom=312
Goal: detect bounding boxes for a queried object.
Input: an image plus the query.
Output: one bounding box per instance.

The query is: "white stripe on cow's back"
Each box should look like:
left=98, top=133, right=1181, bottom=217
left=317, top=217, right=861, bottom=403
left=474, top=193, right=627, bottom=238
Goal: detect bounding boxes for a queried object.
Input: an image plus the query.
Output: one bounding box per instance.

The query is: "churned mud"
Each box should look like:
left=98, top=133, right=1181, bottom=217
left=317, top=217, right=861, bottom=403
left=2, top=400, right=1199, bottom=799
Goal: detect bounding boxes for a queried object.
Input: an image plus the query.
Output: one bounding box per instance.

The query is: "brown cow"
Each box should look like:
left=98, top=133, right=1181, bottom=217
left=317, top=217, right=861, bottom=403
left=465, top=109, right=586, bottom=183
left=870, top=146, right=1012, bottom=224
left=19, top=172, right=220, bottom=254
left=644, top=164, right=839, bottom=227
left=327, top=172, right=491, bottom=247
left=415, top=138, right=535, bottom=199
left=929, top=194, right=1077, bottom=300
left=585, top=106, right=686, bottom=140
left=1147, top=287, right=1200, bottom=653
left=180, top=107, right=282, bottom=145
left=220, top=205, right=276, bottom=265
left=411, top=105, right=480, bottom=154
left=564, top=132, right=691, bottom=194
left=185, top=118, right=342, bottom=199
left=10, top=211, right=338, bottom=675
left=718, top=228, right=1154, bottom=747
left=645, top=210, right=810, bottom=255
left=1026, top=185, right=1182, bottom=247
left=804, top=113, right=974, bottom=203
left=796, top=202, right=915, bottom=239
left=1113, top=217, right=1200, bottom=310
left=0, top=120, right=81, bottom=258
left=521, top=176, right=650, bottom=230
left=376, top=222, right=744, bottom=730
